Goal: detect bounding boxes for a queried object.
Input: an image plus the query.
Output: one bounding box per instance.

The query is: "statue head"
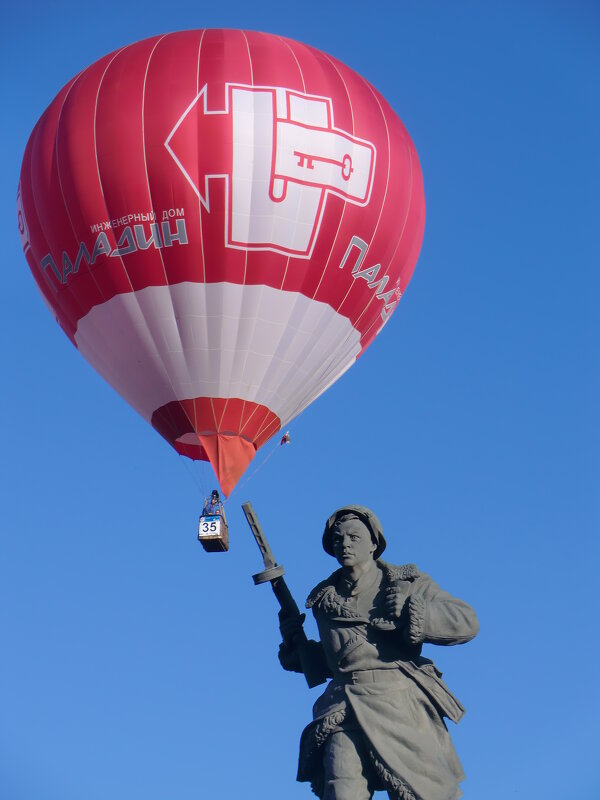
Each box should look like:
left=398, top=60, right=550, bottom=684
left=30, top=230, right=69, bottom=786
left=322, top=505, right=386, bottom=561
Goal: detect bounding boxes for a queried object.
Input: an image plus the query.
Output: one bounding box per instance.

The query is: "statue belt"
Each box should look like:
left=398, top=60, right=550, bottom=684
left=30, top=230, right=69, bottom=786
left=338, top=668, right=406, bottom=685
left=336, top=665, right=464, bottom=723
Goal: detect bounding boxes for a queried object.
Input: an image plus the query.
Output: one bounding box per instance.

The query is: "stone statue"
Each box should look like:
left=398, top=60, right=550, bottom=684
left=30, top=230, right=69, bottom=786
left=278, top=505, right=479, bottom=800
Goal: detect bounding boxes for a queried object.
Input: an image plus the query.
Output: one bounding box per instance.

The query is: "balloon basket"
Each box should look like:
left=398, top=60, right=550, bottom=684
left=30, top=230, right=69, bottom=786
left=198, top=514, right=229, bottom=553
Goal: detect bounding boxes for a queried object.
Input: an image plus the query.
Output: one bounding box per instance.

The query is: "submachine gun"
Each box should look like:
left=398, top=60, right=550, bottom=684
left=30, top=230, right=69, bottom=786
left=242, top=501, right=323, bottom=688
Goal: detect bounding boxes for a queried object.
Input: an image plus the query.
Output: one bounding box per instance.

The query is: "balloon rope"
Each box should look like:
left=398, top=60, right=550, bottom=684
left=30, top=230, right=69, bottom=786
left=224, top=439, right=285, bottom=503
left=179, top=455, right=210, bottom=502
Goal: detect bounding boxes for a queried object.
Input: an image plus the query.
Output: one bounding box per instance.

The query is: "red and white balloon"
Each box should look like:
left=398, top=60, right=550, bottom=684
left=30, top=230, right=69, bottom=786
left=18, top=30, right=425, bottom=494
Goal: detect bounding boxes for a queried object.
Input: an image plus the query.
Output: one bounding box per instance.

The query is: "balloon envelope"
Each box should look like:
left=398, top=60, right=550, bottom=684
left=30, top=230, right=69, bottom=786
left=17, top=30, right=425, bottom=495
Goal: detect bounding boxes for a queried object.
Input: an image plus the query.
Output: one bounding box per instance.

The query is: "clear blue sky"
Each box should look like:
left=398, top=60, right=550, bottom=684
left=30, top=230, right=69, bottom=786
left=1, top=2, right=598, bottom=798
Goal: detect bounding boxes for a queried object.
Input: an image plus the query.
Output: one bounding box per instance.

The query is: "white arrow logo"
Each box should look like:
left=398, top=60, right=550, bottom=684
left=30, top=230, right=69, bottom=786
left=166, top=84, right=376, bottom=258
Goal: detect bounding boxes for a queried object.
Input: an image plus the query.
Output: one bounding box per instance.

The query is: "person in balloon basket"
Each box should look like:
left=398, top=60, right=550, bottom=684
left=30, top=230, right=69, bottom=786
left=278, top=506, right=478, bottom=800
left=202, top=489, right=225, bottom=520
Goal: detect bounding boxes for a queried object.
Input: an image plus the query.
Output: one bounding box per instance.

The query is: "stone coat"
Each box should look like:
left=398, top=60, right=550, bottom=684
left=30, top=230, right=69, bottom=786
left=284, top=561, right=478, bottom=800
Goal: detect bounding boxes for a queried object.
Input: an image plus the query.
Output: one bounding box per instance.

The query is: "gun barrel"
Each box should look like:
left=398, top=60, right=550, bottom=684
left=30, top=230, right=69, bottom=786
left=242, top=500, right=324, bottom=688
left=242, top=501, right=298, bottom=620
left=242, top=501, right=277, bottom=570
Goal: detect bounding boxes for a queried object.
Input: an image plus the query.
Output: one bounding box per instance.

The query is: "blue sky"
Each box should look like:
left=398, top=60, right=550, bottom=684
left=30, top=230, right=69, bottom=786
left=1, top=2, right=598, bottom=798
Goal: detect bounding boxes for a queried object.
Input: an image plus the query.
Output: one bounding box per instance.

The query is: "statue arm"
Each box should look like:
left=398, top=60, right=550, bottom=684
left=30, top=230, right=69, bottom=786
left=405, top=574, right=479, bottom=646
left=278, top=639, right=332, bottom=680
left=277, top=611, right=332, bottom=681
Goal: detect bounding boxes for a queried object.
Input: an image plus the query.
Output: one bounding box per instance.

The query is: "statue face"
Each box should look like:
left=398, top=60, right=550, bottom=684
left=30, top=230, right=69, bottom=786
left=331, top=518, right=376, bottom=568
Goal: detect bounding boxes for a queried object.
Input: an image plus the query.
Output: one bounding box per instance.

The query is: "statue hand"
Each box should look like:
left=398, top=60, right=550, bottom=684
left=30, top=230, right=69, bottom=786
left=278, top=641, right=302, bottom=672
left=279, top=610, right=306, bottom=645
left=384, top=586, right=409, bottom=619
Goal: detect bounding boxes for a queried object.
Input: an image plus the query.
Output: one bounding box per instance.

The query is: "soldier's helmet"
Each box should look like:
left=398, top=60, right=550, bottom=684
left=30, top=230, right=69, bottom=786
left=322, top=505, right=386, bottom=559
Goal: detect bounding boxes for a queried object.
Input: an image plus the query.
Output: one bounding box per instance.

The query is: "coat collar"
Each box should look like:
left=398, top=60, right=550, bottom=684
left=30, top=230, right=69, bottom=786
left=305, top=560, right=419, bottom=609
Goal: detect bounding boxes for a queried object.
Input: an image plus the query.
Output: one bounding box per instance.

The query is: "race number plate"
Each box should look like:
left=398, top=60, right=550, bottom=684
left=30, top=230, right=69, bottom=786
left=198, top=515, right=221, bottom=538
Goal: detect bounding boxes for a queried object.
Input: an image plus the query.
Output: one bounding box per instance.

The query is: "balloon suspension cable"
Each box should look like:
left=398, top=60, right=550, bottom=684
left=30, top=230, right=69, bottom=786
left=179, top=453, right=211, bottom=501
left=225, top=432, right=291, bottom=503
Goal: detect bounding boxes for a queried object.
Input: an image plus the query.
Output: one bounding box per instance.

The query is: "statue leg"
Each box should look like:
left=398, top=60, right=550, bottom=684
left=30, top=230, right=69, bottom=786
left=322, top=729, right=374, bottom=800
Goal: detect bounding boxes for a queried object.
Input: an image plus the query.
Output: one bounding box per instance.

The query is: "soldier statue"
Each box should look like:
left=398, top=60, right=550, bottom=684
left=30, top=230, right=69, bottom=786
left=278, top=505, right=479, bottom=800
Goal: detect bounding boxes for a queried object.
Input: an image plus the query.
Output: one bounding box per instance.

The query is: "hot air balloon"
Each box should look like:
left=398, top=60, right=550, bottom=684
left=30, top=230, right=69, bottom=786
left=17, top=29, right=425, bottom=498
